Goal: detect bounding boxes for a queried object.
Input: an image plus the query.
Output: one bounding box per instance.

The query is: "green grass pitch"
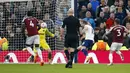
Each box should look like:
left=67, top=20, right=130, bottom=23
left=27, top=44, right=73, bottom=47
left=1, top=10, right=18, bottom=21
left=0, top=64, right=130, bottom=73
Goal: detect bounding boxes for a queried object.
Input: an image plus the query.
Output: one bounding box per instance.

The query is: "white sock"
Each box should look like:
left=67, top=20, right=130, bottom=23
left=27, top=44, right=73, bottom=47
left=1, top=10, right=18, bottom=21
left=26, top=47, right=35, bottom=56
left=116, top=51, right=122, bottom=58
left=35, top=47, right=43, bottom=62
left=109, top=53, right=113, bottom=63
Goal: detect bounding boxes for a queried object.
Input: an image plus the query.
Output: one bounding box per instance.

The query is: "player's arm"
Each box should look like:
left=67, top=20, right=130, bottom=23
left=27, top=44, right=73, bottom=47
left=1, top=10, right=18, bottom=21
left=46, top=28, right=54, bottom=37
left=102, top=26, right=114, bottom=39
left=82, top=25, right=88, bottom=34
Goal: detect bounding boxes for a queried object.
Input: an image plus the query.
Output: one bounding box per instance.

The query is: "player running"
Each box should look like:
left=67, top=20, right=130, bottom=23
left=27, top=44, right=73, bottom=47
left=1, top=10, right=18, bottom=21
left=75, top=20, right=94, bottom=63
left=103, top=19, right=128, bottom=66
left=22, top=11, right=44, bottom=66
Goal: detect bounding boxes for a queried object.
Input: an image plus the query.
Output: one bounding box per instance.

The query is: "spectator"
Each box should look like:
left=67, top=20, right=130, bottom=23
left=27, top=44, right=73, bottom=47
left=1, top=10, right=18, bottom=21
left=115, top=7, right=126, bottom=25
left=83, top=11, right=96, bottom=29
left=123, top=12, right=130, bottom=26
left=126, top=0, right=130, bottom=14
left=96, top=0, right=106, bottom=17
left=95, top=11, right=107, bottom=27
left=87, top=3, right=95, bottom=18
left=0, top=4, right=3, bottom=26
left=124, top=23, right=130, bottom=50
left=78, top=5, right=87, bottom=19
left=27, top=1, right=33, bottom=11
left=107, top=0, right=115, bottom=6
left=110, top=1, right=119, bottom=13
left=18, top=2, right=27, bottom=24
left=59, top=0, right=69, bottom=17
left=90, top=0, right=99, bottom=13
left=3, top=3, right=12, bottom=23
left=33, top=6, right=43, bottom=20
left=103, top=6, right=110, bottom=19
left=106, top=13, right=115, bottom=30
left=94, top=27, right=100, bottom=42
left=6, top=22, right=15, bottom=38
left=43, top=13, right=54, bottom=31
left=43, top=0, right=51, bottom=14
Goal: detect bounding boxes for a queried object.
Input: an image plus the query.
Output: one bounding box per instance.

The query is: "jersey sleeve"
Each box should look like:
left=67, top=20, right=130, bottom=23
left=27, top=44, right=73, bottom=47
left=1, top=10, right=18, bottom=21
left=62, top=19, right=66, bottom=28
left=46, top=28, right=54, bottom=37
left=106, top=26, right=114, bottom=35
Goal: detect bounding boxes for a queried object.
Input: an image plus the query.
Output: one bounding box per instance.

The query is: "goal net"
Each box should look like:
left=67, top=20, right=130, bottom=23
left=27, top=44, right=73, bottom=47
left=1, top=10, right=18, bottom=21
left=0, top=0, right=72, bottom=63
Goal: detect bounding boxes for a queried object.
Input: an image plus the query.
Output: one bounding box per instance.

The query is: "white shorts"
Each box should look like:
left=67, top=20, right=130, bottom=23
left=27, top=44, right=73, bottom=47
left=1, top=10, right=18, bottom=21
left=110, top=42, right=123, bottom=51
left=26, top=35, right=40, bottom=45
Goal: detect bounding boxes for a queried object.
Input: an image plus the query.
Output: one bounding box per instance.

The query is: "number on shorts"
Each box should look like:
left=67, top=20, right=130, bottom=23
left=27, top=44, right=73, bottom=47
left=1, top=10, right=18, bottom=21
left=117, top=29, right=121, bottom=36
left=30, top=21, right=34, bottom=27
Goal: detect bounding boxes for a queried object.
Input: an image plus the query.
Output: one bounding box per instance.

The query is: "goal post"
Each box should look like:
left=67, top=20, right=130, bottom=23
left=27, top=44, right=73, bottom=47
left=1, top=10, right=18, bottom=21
left=0, top=0, right=73, bottom=63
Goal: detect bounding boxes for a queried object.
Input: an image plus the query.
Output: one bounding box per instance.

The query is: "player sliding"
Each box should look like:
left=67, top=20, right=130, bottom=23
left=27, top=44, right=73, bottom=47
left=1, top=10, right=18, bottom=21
left=75, top=20, right=94, bottom=63
left=22, top=11, right=44, bottom=66
left=103, top=18, right=128, bottom=66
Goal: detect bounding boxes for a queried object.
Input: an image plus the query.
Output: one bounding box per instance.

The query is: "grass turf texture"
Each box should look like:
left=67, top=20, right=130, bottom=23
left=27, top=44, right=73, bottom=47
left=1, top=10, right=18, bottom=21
left=0, top=64, right=130, bottom=73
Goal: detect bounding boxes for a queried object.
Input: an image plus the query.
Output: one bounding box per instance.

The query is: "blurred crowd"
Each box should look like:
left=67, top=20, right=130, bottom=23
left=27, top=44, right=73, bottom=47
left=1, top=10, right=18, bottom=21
left=0, top=0, right=58, bottom=50
left=77, top=0, right=130, bottom=50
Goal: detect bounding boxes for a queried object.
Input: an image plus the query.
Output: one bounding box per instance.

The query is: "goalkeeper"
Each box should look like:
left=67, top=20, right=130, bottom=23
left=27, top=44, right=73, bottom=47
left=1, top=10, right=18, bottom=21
left=38, top=21, right=55, bottom=63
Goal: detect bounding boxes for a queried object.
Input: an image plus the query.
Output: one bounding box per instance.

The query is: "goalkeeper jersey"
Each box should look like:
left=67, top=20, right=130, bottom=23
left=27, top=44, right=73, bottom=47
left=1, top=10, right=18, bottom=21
left=38, top=28, right=54, bottom=40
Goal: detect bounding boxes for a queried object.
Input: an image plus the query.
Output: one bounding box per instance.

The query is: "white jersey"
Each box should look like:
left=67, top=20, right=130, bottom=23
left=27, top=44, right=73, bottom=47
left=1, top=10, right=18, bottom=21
left=84, top=25, right=94, bottom=41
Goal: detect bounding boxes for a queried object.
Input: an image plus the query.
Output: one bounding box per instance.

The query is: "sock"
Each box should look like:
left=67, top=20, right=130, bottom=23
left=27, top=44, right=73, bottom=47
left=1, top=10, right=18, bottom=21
left=116, top=51, right=123, bottom=59
left=74, top=53, right=78, bottom=63
left=26, top=47, right=35, bottom=56
left=109, top=53, right=113, bottom=63
left=48, top=52, right=52, bottom=60
left=35, top=47, right=43, bottom=62
left=81, top=49, right=88, bottom=56
left=64, top=50, right=69, bottom=60
left=69, top=52, right=74, bottom=65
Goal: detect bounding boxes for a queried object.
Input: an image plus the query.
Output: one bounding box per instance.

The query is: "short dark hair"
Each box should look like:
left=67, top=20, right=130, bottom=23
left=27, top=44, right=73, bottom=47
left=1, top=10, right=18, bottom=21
left=82, top=20, right=88, bottom=24
left=114, top=18, right=120, bottom=24
left=27, top=11, right=33, bottom=16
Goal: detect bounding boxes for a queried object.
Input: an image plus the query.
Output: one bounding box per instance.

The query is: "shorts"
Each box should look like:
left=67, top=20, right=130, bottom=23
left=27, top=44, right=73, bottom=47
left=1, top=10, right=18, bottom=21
left=110, top=42, right=123, bottom=51
left=64, top=34, right=79, bottom=49
left=40, top=40, right=50, bottom=50
left=82, top=40, right=93, bottom=49
left=26, top=35, right=40, bottom=45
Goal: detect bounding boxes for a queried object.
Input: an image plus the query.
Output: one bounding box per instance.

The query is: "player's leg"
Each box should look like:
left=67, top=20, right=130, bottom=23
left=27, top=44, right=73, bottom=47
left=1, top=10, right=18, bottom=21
left=34, top=35, right=43, bottom=66
left=83, top=40, right=94, bottom=63
left=66, top=37, right=78, bottom=68
left=26, top=36, right=36, bottom=57
left=108, top=42, right=117, bottom=66
left=115, top=43, right=124, bottom=61
left=64, top=47, right=70, bottom=61
left=64, top=36, right=70, bottom=61
left=40, top=41, right=52, bottom=64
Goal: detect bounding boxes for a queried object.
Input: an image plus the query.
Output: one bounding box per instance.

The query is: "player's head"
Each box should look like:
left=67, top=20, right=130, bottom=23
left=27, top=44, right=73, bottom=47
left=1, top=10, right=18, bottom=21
left=27, top=11, right=33, bottom=16
left=67, top=8, right=74, bottom=16
left=114, top=18, right=120, bottom=25
left=82, top=20, right=88, bottom=25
